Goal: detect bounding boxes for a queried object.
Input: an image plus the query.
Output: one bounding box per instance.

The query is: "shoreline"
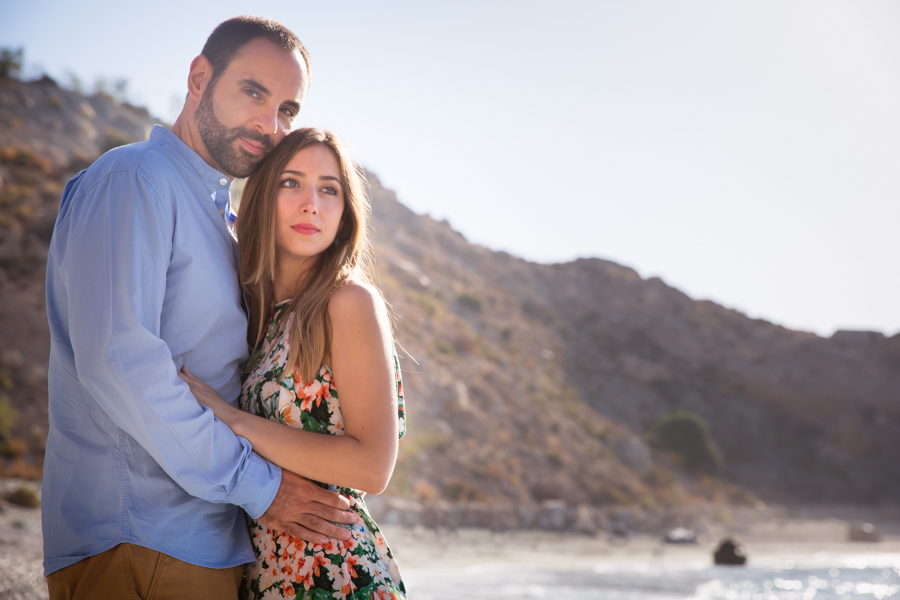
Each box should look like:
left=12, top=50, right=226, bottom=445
left=365, top=493, right=900, bottom=541
left=383, top=520, right=900, bottom=573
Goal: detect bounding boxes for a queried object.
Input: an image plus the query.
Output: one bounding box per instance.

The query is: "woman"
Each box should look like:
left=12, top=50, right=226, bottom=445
left=179, top=128, right=406, bottom=599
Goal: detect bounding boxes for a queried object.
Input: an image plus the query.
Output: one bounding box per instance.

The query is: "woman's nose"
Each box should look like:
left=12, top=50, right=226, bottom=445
left=298, top=191, right=319, bottom=214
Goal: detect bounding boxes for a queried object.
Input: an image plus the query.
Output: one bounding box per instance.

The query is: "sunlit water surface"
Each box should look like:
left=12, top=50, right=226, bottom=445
left=403, top=553, right=900, bottom=600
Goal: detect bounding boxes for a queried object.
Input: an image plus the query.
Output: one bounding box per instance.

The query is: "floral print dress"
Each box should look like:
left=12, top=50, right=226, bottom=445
left=239, top=300, right=407, bottom=600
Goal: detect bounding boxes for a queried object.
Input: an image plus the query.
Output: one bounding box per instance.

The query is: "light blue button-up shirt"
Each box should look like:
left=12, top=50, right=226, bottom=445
left=43, top=125, right=282, bottom=577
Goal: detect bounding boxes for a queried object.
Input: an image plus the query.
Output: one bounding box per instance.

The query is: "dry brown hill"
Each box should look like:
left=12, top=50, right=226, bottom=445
left=1, top=73, right=897, bottom=510
left=366, top=179, right=900, bottom=505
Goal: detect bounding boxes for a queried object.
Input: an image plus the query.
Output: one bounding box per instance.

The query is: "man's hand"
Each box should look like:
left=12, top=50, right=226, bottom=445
left=257, top=469, right=357, bottom=544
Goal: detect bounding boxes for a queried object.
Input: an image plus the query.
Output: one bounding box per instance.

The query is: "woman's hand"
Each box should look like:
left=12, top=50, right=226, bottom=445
left=179, top=366, right=239, bottom=425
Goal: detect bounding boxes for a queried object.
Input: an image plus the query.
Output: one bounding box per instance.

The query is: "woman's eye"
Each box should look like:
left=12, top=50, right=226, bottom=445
left=280, top=178, right=298, bottom=188
left=322, top=186, right=338, bottom=196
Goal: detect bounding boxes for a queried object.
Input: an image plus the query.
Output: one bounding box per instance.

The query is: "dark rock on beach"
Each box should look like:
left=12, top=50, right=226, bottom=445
left=713, top=538, right=747, bottom=565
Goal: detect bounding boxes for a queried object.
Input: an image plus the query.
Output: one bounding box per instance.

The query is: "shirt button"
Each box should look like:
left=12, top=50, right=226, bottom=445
left=219, top=177, right=228, bottom=186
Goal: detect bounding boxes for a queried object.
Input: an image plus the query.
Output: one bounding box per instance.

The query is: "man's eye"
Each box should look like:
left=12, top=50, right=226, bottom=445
left=245, top=89, right=260, bottom=99
left=280, top=107, right=295, bottom=118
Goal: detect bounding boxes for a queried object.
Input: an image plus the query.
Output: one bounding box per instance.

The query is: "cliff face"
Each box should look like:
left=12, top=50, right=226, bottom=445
left=540, top=264, right=900, bottom=502
left=366, top=181, right=900, bottom=504
left=1, top=74, right=897, bottom=505
left=0, top=74, right=159, bottom=169
left=0, top=75, right=164, bottom=480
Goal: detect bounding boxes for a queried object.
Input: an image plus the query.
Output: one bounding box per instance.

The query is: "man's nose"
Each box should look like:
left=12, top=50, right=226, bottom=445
left=252, top=103, right=280, bottom=137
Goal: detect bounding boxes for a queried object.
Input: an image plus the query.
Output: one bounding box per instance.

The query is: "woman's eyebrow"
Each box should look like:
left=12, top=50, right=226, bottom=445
left=281, top=170, right=340, bottom=184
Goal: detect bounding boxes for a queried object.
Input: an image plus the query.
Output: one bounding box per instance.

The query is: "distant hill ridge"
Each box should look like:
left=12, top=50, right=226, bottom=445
left=367, top=176, right=900, bottom=504
left=1, top=74, right=898, bottom=507
left=0, top=74, right=159, bottom=169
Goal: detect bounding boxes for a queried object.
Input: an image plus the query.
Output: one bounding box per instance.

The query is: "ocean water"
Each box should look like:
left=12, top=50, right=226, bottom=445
left=403, top=553, right=900, bottom=600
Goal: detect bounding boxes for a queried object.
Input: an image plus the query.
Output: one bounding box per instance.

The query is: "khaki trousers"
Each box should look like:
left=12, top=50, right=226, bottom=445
left=46, top=543, right=245, bottom=600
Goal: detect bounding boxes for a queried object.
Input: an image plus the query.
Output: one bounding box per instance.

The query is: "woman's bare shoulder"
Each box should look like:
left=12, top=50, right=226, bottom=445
left=327, top=279, right=387, bottom=322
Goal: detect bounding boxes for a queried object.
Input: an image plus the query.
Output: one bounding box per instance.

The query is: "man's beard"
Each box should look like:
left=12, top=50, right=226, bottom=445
left=194, top=81, right=274, bottom=178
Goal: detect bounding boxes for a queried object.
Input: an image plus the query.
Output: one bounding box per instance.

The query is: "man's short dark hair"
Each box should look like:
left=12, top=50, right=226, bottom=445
left=201, top=16, right=311, bottom=84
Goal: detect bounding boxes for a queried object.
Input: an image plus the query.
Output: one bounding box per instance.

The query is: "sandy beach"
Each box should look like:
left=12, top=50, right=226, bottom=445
left=0, top=489, right=44, bottom=600
left=2, top=478, right=898, bottom=599
left=385, top=508, right=900, bottom=571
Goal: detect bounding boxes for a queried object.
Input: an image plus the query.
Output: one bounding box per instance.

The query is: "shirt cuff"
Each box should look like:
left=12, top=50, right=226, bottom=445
left=232, top=451, right=282, bottom=519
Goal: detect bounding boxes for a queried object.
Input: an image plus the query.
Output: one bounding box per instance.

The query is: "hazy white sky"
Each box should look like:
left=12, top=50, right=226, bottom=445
left=2, top=1, right=898, bottom=337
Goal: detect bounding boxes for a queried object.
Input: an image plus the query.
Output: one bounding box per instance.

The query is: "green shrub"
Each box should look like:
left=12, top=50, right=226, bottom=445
left=0, top=146, right=52, bottom=173
left=457, top=292, right=483, bottom=313
left=649, top=409, right=724, bottom=474
left=443, top=478, right=486, bottom=502
left=6, top=485, right=40, bottom=508
left=0, top=394, right=17, bottom=440
left=0, top=48, right=23, bottom=80
left=101, top=129, right=132, bottom=154
left=94, top=77, right=130, bottom=103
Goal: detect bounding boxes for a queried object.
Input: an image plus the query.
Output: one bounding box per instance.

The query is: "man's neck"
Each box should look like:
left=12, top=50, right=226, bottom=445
left=171, top=111, right=223, bottom=174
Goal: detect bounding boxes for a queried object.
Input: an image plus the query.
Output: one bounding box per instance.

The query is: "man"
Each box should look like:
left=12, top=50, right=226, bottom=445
left=43, top=17, right=355, bottom=599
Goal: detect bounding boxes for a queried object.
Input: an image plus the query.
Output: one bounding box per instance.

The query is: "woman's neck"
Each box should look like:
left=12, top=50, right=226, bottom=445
left=273, top=256, right=315, bottom=302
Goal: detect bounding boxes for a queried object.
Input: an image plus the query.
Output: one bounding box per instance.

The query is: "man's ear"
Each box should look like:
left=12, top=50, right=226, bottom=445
left=187, top=55, right=215, bottom=104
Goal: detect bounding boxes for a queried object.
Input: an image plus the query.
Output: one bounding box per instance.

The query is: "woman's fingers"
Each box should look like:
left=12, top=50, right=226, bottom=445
left=177, top=370, right=204, bottom=398
left=179, top=367, right=207, bottom=390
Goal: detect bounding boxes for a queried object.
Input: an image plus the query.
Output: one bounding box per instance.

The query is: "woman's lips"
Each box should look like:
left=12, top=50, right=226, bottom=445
left=291, top=224, right=320, bottom=235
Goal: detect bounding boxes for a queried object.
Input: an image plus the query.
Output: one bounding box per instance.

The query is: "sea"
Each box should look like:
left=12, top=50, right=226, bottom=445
left=403, top=553, right=900, bottom=600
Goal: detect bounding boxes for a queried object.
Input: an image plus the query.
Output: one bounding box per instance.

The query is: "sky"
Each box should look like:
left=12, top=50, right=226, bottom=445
left=2, top=1, right=898, bottom=337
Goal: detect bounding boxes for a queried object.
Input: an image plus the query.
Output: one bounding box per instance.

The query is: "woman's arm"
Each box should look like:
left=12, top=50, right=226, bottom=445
left=180, top=281, right=400, bottom=494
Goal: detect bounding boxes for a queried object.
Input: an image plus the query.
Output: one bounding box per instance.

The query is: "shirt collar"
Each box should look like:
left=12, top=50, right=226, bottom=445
left=149, top=125, right=231, bottom=190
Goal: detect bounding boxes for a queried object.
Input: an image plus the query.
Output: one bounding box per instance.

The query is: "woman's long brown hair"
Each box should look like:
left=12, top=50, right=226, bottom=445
left=237, top=128, right=373, bottom=383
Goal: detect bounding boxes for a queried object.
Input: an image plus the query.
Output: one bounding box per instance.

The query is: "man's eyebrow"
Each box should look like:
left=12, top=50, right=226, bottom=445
left=238, top=78, right=270, bottom=96
left=239, top=78, right=300, bottom=114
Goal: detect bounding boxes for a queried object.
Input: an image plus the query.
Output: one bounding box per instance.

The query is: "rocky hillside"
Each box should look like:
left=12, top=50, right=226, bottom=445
left=1, top=73, right=898, bottom=508
left=367, top=186, right=900, bottom=504
left=1, top=73, right=158, bottom=169
left=0, top=74, right=163, bottom=480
